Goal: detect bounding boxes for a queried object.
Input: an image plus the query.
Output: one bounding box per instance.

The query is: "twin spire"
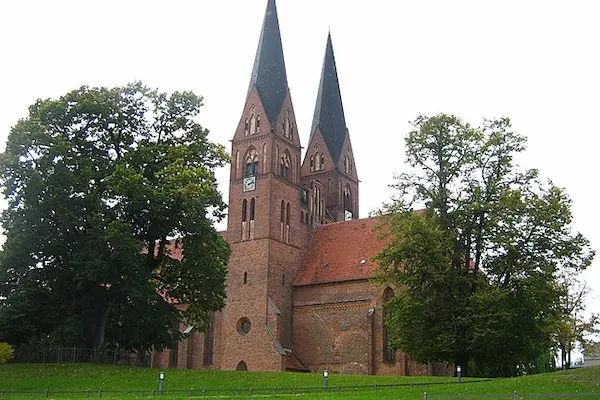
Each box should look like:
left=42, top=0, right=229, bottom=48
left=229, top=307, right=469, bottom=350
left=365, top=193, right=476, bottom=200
left=247, top=0, right=348, bottom=162
left=247, top=0, right=288, bottom=125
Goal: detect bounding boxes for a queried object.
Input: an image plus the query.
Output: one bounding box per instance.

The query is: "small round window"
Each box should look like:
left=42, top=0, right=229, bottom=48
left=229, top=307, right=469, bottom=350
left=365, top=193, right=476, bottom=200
left=237, top=317, right=251, bottom=335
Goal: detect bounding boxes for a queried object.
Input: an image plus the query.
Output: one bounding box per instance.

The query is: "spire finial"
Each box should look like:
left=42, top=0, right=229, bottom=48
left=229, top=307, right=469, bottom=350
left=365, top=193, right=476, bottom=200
left=246, top=0, right=289, bottom=124
left=309, top=33, right=348, bottom=163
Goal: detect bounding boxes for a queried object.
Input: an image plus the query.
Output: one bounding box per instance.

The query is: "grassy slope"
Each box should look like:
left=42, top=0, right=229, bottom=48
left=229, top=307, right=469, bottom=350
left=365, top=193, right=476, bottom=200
left=0, top=363, right=598, bottom=399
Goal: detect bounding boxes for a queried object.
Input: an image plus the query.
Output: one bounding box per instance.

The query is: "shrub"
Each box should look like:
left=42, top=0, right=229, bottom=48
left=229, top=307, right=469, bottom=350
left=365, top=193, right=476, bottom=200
left=0, top=342, right=14, bottom=364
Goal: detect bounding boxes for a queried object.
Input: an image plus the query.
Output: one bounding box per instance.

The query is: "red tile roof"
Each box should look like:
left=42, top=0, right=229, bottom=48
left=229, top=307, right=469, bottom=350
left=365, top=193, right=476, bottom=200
left=293, top=217, right=388, bottom=286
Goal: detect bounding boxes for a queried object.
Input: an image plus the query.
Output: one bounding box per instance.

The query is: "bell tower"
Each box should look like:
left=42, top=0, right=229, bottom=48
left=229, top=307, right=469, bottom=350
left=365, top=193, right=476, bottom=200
left=217, top=0, right=311, bottom=372
left=301, top=32, right=359, bottom=225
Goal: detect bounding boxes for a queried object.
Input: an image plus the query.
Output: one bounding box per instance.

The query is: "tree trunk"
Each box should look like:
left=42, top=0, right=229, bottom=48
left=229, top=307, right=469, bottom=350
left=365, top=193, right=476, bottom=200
left=95, top=296, right=117, bottom=352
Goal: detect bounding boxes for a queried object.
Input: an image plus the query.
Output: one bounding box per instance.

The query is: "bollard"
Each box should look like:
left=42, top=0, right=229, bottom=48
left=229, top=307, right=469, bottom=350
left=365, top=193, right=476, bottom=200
left=513, top=390, right=519, bottom=400
left=457, top=365, right=462, bottom=383
left=158, top=372, right=165, bottom=395
left=323, top=370, right=329, bottom=389
left=424, top=391, right=428, bottom=400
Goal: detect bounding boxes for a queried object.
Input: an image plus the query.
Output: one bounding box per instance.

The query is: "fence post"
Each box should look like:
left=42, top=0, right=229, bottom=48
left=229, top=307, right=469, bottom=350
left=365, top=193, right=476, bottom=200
left=513, top=390, right=518, bottom=400
left=424, top=392, right=428, bottom=400
left=45, top=390, right=49, bottom=398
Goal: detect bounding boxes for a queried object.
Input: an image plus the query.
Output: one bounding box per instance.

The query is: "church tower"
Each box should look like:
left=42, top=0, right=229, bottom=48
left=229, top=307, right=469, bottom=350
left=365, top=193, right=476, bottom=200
left=218, top=0, right=311, bottom=371
left=301, top=33, right=359, bottom=224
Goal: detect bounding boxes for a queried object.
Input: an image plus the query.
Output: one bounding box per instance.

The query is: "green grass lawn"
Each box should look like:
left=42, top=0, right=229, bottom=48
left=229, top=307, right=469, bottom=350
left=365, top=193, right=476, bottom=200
left=0, top=363, right=599, bottom=399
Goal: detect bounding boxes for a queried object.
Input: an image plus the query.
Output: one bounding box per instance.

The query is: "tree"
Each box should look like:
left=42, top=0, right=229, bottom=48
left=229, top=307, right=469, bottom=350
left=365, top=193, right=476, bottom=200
left=555, top=274, right=599, bottom=368
left=0, top=82, right=230, bottom=352
left=376, top=114, right=594, bottom=377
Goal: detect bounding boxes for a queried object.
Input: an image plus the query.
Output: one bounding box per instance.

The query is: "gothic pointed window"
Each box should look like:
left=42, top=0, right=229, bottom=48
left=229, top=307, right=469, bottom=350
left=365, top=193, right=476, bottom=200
left=245, top=149, right=259, bottom=177
left=280, top=200, right=285, bottom=241
left=255, top=114, right=261, bottom=134
left=262, top=143, right=268, bottom=174
left=344, top=186, right=352, bottom=213
left=310, top=155, right=315, bottom=172
left=280, top=152, right=290, bottom=180
left=344, top=155, right=353, bottom=174
left=320, top=154, right=325, bottom=170
left=314, top=153, right=321, bottom=171
left=241, top=199, right=248, bottom=241
left=244, top=118, right=249, bottom=135
left=283, top=110, right=293, bottom=139
left=249, top=106, right=257, bottom=135
left=285, top=202, right=291, bottom=243
left=249, top=197, right=255, bottom=240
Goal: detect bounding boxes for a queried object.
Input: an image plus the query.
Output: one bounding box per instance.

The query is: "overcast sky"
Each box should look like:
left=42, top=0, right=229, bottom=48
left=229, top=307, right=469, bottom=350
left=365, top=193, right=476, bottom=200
left=1, top=0, right=598, bottom=315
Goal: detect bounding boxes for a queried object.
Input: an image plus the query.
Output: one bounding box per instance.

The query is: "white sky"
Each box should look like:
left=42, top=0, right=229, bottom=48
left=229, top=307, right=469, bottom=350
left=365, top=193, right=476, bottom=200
left=0, top=0, right=598, bottom=314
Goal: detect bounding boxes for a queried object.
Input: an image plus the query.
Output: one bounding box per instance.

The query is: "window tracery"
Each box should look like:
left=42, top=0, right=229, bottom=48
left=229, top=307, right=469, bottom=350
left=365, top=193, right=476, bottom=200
left=245, top=149, right=259, bottom=177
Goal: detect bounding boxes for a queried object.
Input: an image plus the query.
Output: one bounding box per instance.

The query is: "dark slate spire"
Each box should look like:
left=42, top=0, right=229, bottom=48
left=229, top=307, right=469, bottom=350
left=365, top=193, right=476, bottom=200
left=246, top=0, right=289, bottom=124
left=310, top=32, right=347, bottom=163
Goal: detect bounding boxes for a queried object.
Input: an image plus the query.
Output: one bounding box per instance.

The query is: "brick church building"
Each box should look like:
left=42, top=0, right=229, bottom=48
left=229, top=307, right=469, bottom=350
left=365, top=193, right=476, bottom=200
left=152, top=0, right=446, bottom=376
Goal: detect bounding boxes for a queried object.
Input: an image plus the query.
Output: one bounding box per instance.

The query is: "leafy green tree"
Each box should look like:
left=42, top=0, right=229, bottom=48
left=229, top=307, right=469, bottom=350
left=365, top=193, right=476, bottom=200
left=376, top=114, right=594, bottom=377
left=555, top=274, right=599, bottom=368
left=0, top=82, right=230, bottom=352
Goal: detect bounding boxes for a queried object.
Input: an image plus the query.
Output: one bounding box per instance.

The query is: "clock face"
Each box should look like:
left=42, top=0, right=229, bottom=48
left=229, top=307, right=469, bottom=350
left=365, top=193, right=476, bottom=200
left=243, top=176, right=256, bottom=192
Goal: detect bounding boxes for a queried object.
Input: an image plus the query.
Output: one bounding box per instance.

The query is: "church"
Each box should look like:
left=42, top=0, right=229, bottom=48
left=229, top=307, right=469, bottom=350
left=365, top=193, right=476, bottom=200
left=152, top=0, right=447, bottom=376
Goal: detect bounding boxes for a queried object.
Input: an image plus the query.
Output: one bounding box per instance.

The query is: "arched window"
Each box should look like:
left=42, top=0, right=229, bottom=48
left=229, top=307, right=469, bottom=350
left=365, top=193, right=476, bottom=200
left=262, top=143, right=268, bottom=174
left=236, top=361, right=248, bottom=371
left=314, top=153, right=321, bottom=171
left=249, top=106, right=257, bottom=135
left=241, top=199, right=248, bottom=241
left=383, top=288, right=396, bottom=363
left=280, top=200, right=285, bottom=241
left=285, top=202, right=291, bottom=243
left=245, top=149, right=259, bottom=177
left=255, top=114, right=261, bottom=134
left=310, top=155, right=315, bottom=172
left=283, top=110, right=293, bottom=139
left=344, top=186, right=352, bottom=213
left=280, top=152, right=290, bottom=180
left=320, top=154, right=325, bottom=170
left=312, top=185, right=323, bottom=223
left=244, top=118, right=249, bottom=135
left=250, top=198, right=255, bottom=221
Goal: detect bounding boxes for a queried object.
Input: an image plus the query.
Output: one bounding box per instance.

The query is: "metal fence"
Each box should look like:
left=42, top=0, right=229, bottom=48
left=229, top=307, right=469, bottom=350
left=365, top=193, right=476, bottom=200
left=1, top=386, right=600, bottom=399
left=13, top=347, right=151, bottom=367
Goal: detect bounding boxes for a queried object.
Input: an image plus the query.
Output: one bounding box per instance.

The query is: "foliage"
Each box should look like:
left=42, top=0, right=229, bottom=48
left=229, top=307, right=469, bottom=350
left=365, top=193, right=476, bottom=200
left=0, top=82, right=230, bottom=351
left=376, top=114, right=594, bottom=377
left=555, top=274, right=600, bottom=368
left=0, top=342, right=14, bottom=364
